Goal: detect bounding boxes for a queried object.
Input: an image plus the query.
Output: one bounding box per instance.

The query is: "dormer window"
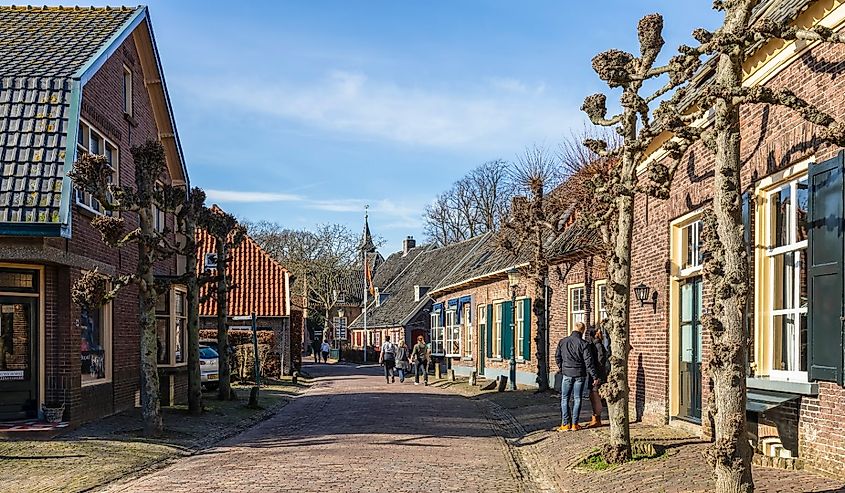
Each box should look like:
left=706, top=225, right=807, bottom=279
left=75, top=120, right=118, bottom=215
left=123, top=65, right=133, bottom=116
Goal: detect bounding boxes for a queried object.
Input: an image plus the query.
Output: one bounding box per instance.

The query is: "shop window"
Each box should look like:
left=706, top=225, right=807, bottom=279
left=80, top=302, right=111, bottom=384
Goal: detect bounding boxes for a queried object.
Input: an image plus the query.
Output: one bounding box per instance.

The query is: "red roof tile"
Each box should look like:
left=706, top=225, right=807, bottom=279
left=197, top=228, right=289, bottom=318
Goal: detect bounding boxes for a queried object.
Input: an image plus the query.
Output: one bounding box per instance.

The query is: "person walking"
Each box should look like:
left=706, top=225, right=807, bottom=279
left=410, top=335, right=429, bottom=386
left=380, top=336, right=397, bottom=383
left=320, top=340, right=330, bottom=364
left=395, top=340, right=411, bottom=383
left=587, top=326, right=609, bottom=428
left=555, top=322, right=599, bottom=431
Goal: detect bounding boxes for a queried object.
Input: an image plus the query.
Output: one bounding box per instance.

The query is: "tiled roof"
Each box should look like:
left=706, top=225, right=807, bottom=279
left=198, top=229, right=290, bottom=318
left=0, top=77, right=69, bottom=222
left=349, top=236, right=484, bottom=329
left=0, top=6, right=141, bottom=228
left=0, top=6, right=138, bottom=77
left=371, top=246, right=426, bottom=292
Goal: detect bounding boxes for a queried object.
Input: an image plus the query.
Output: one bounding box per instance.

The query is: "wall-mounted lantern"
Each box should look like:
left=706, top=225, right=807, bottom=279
left=634, top=283, right=658, bottom=313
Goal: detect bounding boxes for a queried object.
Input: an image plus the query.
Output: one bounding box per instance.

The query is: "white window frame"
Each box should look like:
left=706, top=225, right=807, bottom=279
left=515, top=298, right=526, bottom=361
left=123, top=65, right=133, bottom=116
left=80, top=276, right=113, bottom=387
left=764, top=175, right=809, bottom=382
left=477, top=304, right=487, bottom=359
left=430, top=311, right=444, bottom=356
left=156, top=285, right=189, bottom=367
left=463, top=303, right=472, bottom=359
left=568, top=285, right=586, bottom=330
left=333, top=316, right=348, bottom=340
left=680, top=220, right=703, bottom=277
left=75, top=119, right=119, bottom=215
left=595, top=280, right=608, bottom=323
left=493, top=302, right=503, bottom=358
left=445, top=309, right=460, bottom=357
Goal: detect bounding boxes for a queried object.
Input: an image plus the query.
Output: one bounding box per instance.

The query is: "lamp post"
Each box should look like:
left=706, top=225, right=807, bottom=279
left=507, top=268, right=519, bottom=391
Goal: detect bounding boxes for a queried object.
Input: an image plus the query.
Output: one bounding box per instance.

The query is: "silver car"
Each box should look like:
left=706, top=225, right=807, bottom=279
left=200, top=345, right=219, bottom=389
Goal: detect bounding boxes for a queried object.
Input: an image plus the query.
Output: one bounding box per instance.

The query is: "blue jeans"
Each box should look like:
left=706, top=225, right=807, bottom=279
left=397, top=368, right=406, bottom=382
left=561, top=376, right=586, bottom=426
left=415, top=361, right=428, bottom=383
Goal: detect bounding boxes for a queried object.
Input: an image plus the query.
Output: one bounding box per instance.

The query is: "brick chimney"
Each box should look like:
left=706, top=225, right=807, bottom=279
left=403, top=236, right=416, bottom=256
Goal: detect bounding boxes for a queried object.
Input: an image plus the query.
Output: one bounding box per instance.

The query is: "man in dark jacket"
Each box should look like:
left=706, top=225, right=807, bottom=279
left=555, top=321, right=600, bottom=431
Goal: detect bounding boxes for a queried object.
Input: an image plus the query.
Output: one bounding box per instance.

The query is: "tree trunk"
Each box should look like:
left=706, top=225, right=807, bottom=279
left=216, top=239, right=232, bottom=401
left=705, top=4, right=755, bottom=490
left=138, top=208, right=163, bottom=436
left=601, top=110, right=637, bottom=464
left=185, top=212, right=202, bottom=416
left=531, top=186, right=550, bottom=391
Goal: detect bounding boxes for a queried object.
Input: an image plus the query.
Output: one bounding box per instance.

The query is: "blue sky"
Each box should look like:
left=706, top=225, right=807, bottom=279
left=51, top=1, right=721, bottom=253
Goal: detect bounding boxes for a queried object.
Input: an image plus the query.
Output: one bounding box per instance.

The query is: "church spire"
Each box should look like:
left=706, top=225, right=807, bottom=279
left=361, top=206, right=375, bottom=253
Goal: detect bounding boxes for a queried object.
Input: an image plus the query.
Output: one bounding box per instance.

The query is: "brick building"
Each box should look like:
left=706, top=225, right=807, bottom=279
left=428, top=227, right=602, bottom=386
left=348, top=235, right=484, bottom=361
left=197, top=213, right=294, bottom=377
left=623, top=0, right=845, bottom=476
left=0, top=6, right=189, bottom=424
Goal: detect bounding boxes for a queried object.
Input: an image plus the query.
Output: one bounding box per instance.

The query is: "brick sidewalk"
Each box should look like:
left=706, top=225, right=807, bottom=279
left=440, top=381, right=845, bottom=493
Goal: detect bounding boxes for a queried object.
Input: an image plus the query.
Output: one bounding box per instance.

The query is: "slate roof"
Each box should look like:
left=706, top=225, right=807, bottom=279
left=0, top=6, right=144, bottom=231
left=371, top=246, right=426, bottom=292
left=197, top=228, right=290, bottom=318
left=349, top=236, right=485, bottom=329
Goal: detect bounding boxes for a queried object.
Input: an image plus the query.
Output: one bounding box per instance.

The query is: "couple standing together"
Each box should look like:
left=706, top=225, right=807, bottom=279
left=555, top=321, right=610, bottom=431
left=379, top=335, right=430, bottom=385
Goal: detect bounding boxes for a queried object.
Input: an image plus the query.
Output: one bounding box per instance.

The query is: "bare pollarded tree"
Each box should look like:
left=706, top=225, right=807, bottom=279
left=423, top=160, right=513, bottom=246
left=500, top=145, right=564, bottom=392
left=581, top=13, right=701, bottom=463
left=69, top=141, right=187, bottom=437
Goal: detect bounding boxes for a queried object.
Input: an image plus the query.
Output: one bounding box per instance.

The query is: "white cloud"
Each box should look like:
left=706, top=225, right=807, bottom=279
left=177, top=70, right=580, bottom=151
left=205, top=189, right=303, bottom=203
left=204, top=190, right=425, bottom=228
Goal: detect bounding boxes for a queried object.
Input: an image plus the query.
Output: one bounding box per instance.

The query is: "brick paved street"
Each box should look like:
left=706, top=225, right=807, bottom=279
left=101, top=363, right=531, bottom=493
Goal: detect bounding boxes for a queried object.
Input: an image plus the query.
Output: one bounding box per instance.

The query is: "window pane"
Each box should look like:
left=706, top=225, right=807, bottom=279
left=773, top=186, right=791, bottom=248
left=156, top=318, right=169, bottom=364
left=80, top=307, right=106, bottom=382
left=176, top=291, right=185, bottom=316
left=175, top=318, right=185, bottom=363
left=0, top=303, right=32, bottom=381
left=78, top=123, right=86, bottom=146
left=156, top=292, right=168, bottom=315
left=795, top=178, right=809, bottom=242
left=0, top=270, right=35, bottom=291
left=773, top=313, right=806, bottom=372
left=89, top=133, right=101, bottom=155
left=773, top=252, right=798, bottom=310
left=105, top=146, right=113, bottom=166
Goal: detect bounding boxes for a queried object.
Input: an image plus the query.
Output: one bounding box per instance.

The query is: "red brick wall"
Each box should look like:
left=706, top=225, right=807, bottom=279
left=629, top=35, right=845, bottom=466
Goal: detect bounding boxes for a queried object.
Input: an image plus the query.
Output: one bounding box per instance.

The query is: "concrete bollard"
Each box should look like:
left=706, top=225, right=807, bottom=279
left=469, top=370, right=477, bottom=386
left=447, top=369, right=455, bottom=381
left=435, top=363, right=442, bottom=380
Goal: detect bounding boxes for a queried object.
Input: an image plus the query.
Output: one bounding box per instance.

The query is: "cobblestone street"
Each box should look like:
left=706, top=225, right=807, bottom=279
left=101, top=363, right=531, bottom=493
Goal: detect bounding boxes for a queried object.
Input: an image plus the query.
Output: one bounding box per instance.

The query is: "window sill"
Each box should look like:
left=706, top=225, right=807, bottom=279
left=746, top=376, right=818, bottom=396
left=81, top=378, right=112, bottom=388
left=490, top=357, right=503, bottom=362
left=76, top=202, right=106, bottom=217
left=462, top=357, right=473, bottom=361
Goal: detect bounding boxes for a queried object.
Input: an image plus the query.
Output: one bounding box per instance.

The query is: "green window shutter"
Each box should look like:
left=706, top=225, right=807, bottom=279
left=808, top=151, right=845, bottom=384
left=502, top=301, right=513, bottom=360
left=486, top=304, right=493, bottom=359
left=523, top=299, right=532, bottom=361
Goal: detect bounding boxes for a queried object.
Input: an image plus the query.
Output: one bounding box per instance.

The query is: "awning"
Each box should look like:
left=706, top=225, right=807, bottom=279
left=746, top=389, right=800, bottom=413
